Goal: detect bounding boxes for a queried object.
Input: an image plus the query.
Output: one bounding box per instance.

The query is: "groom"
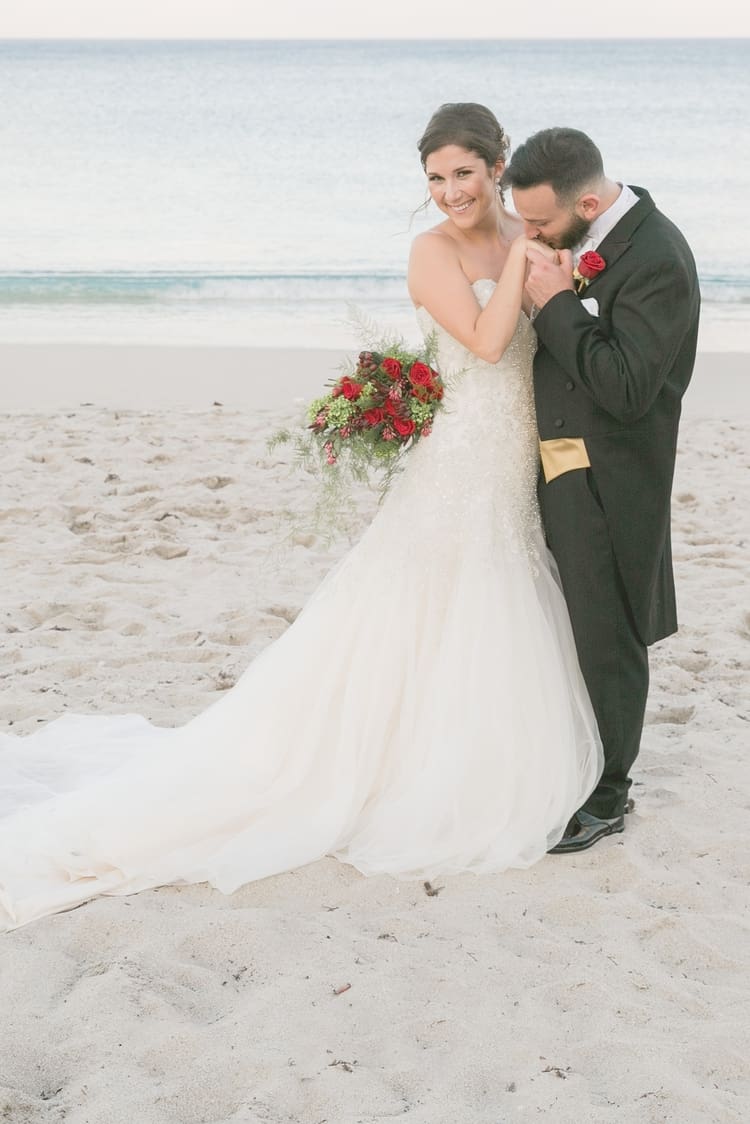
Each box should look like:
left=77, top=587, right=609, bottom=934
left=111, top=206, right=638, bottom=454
left=503, top=128, right=700, bottom=852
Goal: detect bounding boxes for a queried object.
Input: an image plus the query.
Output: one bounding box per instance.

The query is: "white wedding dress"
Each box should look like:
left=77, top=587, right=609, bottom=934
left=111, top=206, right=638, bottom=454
left=0, top=281, right=602, bottom=931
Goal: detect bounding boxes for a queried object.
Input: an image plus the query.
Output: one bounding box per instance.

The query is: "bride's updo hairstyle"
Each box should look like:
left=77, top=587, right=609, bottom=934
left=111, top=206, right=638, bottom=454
left=418, top=103, right=509, bottom=171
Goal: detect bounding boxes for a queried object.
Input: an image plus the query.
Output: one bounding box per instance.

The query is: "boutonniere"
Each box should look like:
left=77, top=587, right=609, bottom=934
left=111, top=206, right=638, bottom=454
left=573, top=250, right=606, bottom=294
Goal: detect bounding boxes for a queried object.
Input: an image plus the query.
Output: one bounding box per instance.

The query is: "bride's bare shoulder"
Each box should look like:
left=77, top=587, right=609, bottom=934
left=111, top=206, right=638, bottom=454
left=409, top=226, right=461, bottom=268
left=408, top=228, right=463, bottom=305
left=412, top=223, right=456, bottom=246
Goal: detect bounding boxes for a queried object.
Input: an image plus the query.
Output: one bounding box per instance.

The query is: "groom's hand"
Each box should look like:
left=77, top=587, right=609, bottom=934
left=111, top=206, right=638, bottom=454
left=525, top=244, right=575, bottom=309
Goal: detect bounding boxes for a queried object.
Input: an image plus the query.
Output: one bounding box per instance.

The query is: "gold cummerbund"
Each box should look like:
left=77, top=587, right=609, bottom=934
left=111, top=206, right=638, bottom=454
left=539, top=436, right=591, bottom=483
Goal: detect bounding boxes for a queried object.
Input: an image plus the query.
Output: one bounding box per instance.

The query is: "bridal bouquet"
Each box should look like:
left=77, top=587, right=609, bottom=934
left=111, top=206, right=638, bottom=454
left=269, top=333, right=444, bottom=540
left=307, top=347, right=444, bottom=468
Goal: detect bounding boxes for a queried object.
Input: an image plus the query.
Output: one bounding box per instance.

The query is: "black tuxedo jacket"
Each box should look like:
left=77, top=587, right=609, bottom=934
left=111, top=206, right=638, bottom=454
left=532, top=187, right=700, bottom=646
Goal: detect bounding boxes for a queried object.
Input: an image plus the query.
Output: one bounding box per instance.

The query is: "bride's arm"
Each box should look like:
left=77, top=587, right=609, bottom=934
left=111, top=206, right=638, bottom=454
left=407, top=233, right=529, bottom=364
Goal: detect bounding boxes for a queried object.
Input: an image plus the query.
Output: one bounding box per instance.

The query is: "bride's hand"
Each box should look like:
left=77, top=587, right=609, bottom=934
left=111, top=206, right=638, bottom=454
left=524, top=242, right=575, bottom=308
left=522, top=238, right=560, bottom=265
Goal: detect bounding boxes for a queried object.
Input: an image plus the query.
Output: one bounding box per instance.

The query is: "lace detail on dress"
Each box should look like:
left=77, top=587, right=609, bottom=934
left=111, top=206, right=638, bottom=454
left=414, top=279, right=542, bottom=567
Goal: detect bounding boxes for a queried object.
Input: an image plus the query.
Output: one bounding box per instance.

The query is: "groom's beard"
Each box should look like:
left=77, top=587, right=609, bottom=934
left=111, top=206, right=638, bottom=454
left=538, top=212, right=592, bottom=251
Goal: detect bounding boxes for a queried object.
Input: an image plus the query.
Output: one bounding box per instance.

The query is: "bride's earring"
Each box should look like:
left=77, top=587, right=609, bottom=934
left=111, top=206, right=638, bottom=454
left=495, top=179, right=506, bottom=205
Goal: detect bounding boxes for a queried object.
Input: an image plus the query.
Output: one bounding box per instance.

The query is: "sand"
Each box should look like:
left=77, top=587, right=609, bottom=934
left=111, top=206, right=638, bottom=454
left=0, top=345, right=748, bottom=1123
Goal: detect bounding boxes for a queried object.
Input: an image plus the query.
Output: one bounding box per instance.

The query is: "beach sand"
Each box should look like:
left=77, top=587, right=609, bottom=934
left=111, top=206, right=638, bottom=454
left=1, top=343, right=747, bottom=414
left=0, top=346, right=748, bottom=1123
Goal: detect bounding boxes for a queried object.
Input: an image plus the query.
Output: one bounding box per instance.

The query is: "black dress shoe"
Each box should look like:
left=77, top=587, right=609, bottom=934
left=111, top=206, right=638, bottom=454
left=548, top=810, right=625, bottom=855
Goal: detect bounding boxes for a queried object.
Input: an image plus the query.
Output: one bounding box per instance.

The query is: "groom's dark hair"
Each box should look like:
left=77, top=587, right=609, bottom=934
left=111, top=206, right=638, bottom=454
left=502, top=128, right=604, bottom=204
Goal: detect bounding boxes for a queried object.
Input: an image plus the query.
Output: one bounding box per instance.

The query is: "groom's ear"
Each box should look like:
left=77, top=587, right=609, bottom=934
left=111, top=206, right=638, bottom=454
left=576, top=193, right=600, bottom=220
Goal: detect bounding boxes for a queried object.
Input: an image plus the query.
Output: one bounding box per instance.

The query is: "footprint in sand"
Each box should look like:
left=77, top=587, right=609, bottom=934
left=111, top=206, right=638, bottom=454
left=641, top=764, right=681, bottom=778
left=674, top=651, right=711, bottom=674
left=171, top=630, right=206, bottom=645
left=201, top=475, right=235, bottom=490
left=151, top=543, right=189, bottom=560
left=122, top=484, right=160, bottom=497
left=117, top=620, right=146, bottom=638
left=69, top=517, right=95, bottom=535
left=82, top=534, right=131, bottom=553
left=685, top=532, right=734, bottom=550
left=207, top=628, right=257, bottom=647
left=177, top=502, right=231, bottom=520
left=0, top=506, right=35, bottom=522
left=262, top=605, right=300, bottom=625
left=291, top=532, right=318, bottom=548
left=215, top=668, right=238, bottom=690
left=14, top=602, right=68, bottom=629
left=235, top=507, right=277, bottom=524
left=646, top=705, right=695, bottom=725
left=649, top=787, right=682, bottom=806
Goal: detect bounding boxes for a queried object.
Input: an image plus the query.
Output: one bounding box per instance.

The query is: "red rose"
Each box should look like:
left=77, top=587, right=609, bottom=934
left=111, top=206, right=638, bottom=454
left=384, top=398, right=400, bottom=417
left=382, top=357, right=402, bottom=380
left=393, top=416, right=416, bottom=437
left=408, top=361, right=434, bottom=387
left=340, top=377, right=363, bottom=400
left=577, top=251, right=606, bottom=280
left=363, top=407, right=384, bottom=426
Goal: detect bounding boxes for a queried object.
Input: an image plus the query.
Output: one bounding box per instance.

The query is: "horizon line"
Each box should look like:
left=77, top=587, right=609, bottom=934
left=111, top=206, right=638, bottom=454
left=0, top=34, right=748, bottom=42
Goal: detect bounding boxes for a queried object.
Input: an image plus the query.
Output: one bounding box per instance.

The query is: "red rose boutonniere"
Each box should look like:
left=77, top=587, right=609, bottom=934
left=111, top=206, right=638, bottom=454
left=573, top=250, right=606, bottom=294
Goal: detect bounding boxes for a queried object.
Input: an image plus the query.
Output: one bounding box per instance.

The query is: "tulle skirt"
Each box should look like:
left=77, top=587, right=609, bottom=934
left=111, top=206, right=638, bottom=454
left=0, top=442, right=602, bottom=931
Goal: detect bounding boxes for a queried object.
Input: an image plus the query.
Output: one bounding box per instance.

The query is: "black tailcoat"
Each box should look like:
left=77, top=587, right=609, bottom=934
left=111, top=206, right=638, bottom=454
left=532, top=187, right=700, bottom=646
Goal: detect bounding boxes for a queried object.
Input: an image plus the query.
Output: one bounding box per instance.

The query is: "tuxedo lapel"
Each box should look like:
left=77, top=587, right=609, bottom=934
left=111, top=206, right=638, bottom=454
left=582, top=187, right=656, bottom=292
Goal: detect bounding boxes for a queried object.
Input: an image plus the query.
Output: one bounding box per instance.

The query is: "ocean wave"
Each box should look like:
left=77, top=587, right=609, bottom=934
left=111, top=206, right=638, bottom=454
left=0, top=271, right=748, bottom=306
left=0, top=272, right=406, bottom=305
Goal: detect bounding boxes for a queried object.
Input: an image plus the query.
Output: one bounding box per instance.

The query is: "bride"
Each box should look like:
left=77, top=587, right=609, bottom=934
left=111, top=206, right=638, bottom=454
left=0, top=103, right=602, bottom=932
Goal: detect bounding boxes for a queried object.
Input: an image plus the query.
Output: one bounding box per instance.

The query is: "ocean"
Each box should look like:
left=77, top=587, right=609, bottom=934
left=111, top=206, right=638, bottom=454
left=0, top=38, right=748, bottom=349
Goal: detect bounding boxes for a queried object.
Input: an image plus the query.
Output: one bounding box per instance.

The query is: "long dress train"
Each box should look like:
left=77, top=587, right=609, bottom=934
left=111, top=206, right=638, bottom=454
left=0, top=281, right=602, bottom=931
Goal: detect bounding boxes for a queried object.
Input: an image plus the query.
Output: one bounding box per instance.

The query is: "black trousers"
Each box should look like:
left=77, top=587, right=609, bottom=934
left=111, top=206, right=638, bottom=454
left=538, top=468, right=649, bottom=819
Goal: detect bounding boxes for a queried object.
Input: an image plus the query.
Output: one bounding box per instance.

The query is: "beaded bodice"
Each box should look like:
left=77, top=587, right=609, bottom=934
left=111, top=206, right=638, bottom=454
left=393, top=279, right=544, bottom=564
left=416, top=279, right=537, bottom=390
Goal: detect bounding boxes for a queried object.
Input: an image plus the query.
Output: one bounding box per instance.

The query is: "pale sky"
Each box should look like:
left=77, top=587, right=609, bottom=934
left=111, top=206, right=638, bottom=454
left=1, top=0, right=748, bottom=39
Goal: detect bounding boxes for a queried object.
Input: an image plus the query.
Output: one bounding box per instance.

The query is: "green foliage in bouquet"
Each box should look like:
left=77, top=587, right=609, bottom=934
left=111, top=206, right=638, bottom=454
left=269, top=329, right=443, bottom=542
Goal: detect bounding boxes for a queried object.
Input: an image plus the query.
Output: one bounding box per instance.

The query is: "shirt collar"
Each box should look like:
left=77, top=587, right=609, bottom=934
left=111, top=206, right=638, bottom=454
left=574, top=183, right=639, bottom=258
